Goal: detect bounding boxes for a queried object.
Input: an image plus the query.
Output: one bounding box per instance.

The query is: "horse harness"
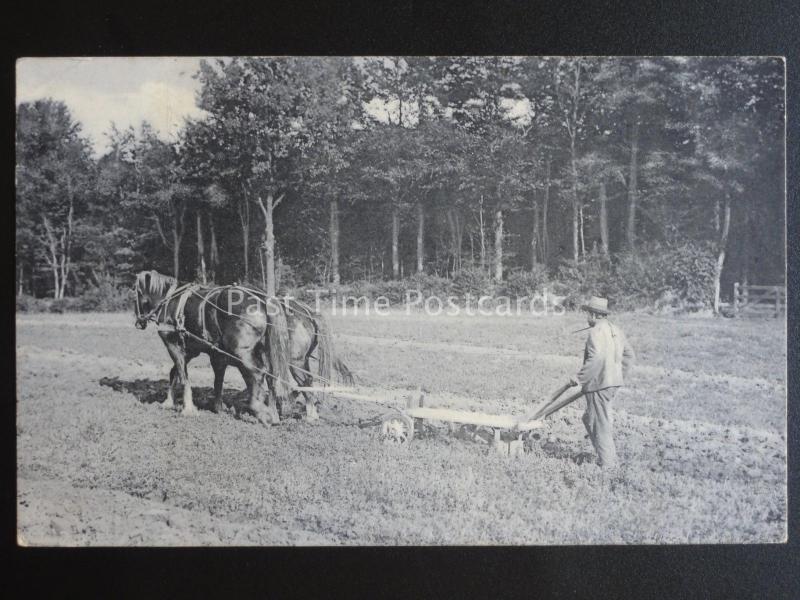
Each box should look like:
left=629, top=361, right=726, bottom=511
left=137, top=283, right=334, bottom=388
left=154, top=284, right=229, bottom=346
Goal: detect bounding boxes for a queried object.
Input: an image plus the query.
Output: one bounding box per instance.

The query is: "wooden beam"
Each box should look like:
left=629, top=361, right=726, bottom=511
left=403, top=407, right=544, bottom=431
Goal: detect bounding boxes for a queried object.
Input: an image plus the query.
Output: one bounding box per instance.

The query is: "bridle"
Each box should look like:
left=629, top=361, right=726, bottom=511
left=133, top=279, right=176, bottom=330
left=133, top=280, right=148, bottom=329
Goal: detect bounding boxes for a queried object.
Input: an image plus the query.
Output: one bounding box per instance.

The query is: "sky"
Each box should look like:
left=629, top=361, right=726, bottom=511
left=16, top=57, right=207, bottom=155
left=16, top=57, right=531, bottom=156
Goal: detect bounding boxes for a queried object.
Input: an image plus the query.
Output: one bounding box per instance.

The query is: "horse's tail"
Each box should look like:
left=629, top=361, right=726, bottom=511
left=264, top=297, right=294, bottom=399
left=314, top=309, right=354, bottom=386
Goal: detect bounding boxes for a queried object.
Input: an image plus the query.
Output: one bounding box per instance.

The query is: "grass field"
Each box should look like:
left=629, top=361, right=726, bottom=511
left=16, top=310, right=787, bottom=545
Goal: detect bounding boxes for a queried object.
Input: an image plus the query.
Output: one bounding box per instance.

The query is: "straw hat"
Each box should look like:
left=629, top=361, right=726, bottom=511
left=581, top=296, right=610, bottom=315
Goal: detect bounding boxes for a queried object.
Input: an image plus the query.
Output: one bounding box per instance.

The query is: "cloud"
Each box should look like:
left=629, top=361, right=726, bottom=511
left=16, top=58, right=205, bottom=155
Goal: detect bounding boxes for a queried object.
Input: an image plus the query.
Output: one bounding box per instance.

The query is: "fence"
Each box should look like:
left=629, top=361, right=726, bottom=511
left=732, top=283, right=786, bottom=317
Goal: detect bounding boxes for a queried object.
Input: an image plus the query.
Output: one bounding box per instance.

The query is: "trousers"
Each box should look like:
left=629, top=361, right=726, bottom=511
left=582, top=387, right=618, bottom=467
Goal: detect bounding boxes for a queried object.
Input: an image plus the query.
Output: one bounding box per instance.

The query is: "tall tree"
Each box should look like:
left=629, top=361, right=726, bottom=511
left=16, top=100, right=94, bottom=298
left=197, top=58, right=323, bottom=294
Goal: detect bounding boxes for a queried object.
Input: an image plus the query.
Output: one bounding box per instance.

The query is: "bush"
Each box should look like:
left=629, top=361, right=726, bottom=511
left=16, top=294, right=51, bottom=313
left=611, top=242, right=716, bottom=311
left=74, top=280, right=133, bottom=312
left=496, top=265, right=550, bottom=299
left=451, top=267, right=495, bottom=298
left=555, top=254, right=614, bottom=309
left=16, top=281, right=133, bottom=313
left=404, top=272, right=453, bottom=299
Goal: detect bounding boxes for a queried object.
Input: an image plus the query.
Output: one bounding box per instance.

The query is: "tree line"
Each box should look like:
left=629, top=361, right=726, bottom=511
left=16, top=57, right=785, bottom=311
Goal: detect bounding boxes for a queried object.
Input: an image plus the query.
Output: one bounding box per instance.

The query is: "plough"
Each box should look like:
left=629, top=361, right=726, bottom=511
left=296, top=380, right=586, bottom=457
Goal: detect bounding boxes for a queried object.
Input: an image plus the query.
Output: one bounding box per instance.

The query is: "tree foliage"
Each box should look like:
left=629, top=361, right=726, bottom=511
left=16, top=58, right=785, bottom=311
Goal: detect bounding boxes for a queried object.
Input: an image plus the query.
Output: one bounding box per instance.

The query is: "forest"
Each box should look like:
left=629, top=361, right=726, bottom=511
left=15, top=57, right=785, bottom=312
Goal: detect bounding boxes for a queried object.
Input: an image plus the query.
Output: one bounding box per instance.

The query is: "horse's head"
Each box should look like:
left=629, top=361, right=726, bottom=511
left=134, top=270, right=176, bottom=329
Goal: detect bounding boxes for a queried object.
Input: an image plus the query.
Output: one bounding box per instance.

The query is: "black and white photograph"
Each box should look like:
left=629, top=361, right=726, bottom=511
left=15, top=56, right=787, bottom=545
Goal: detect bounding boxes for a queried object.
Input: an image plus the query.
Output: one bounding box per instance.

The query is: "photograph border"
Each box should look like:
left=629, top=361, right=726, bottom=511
left=6, top=0, right=799, bottom=597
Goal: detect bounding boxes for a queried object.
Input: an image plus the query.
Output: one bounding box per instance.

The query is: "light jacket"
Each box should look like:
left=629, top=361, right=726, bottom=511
left=576, top=319, right=635, bottom=392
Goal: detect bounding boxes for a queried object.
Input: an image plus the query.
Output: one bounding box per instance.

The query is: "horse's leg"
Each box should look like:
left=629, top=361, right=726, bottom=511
left=260, top=371, right=281, bottom=425
left=210, top=353, right=227, bottom=414
left=160, top=333, right=197, bottom=416
left=158, top=331, right=180, bottom=409
left=293, top=363, right=318, bottom=422
left=181, top=350, right=199, bottom=416
left=163, top=366, right=177, bottom=408
left=237, top=363, right=277, bottom=427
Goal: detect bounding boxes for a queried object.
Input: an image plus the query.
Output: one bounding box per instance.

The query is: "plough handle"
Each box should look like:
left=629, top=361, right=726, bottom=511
left=535, top=389, right=585, bottom=420
left=526, top=381, right=572, bottom=420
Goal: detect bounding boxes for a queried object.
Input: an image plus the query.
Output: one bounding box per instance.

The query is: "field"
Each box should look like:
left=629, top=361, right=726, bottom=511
left=16, top=310, right=787, bottom=545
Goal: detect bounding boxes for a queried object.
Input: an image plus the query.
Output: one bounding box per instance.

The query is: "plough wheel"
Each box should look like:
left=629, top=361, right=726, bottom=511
left=381, top=413, right=415, bottom=444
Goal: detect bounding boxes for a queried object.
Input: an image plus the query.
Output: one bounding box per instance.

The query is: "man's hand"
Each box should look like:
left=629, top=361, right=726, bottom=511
left=568, top=378, right=579, bottom=387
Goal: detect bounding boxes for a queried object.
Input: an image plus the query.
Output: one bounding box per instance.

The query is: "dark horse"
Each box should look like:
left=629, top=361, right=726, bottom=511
left=279, top=297, right=353, bottom=419
left=133, top=270, right=350, bottom=425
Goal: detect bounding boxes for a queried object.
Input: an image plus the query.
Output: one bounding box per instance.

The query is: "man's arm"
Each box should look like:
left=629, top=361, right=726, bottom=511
left=575, top=332, right=603, bottom=388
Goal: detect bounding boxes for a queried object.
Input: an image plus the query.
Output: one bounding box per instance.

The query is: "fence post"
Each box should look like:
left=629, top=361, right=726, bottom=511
left=733, top=282, right=739, bottom=317
left=743, top=283, right=749, bottom=311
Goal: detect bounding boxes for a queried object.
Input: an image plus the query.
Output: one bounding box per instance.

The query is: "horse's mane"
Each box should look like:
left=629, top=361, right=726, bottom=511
left=137, top=270, right=177, bottom=298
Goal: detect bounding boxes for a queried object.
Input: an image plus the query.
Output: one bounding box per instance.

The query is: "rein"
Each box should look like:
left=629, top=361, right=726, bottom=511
left=134, top=279, right=336, bottom=389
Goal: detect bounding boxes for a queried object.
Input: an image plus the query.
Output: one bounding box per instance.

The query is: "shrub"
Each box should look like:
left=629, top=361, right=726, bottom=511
left=451, top=267, right=495, bottom=298
left=16, top=294, right=51, bottom=313
left=74, top=280, right=133, bottom=312
left=276, top=262, right=298, bottom=294
left=555, top=254, right=614, bottom=309
left=496, top=265, right=550, bottom=299
left=373, top=280, right=410, bottom=304
left=405, top=272, right=453, bottom=298
left=611, top=242, right=716, bottom=310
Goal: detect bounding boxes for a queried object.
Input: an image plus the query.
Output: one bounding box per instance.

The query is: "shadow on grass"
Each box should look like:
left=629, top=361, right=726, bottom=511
left=98, top=376, right=305, bottom=420
left=99, top=376, right=242, bottom=411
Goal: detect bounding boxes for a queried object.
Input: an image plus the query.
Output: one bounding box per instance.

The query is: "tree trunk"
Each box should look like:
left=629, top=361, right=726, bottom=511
left=256, top=193, right=283, bottom=297
left=208, top=211, right=219, bottom=282
left=172, top=227, right=181, bottom=280
left=599, top=182, right=610, bottom=258
left=446, top=207, right=463, bottom=274
left=391, top=207, right=400, bottom=279
left=627, top=120, right=639, bottom=249
left=478, top=195, right=486, bottom=270
left=531, top=198, right=540, bottom=267
left=172, top=201, right=186, bottom=281
left=330, top=199, right=340, bottom=285
left=416, top=201, right=424, bottom=273
left=259, top=234, right=267, bottom=288
left=59, top=187, right=74, bottom=299
left=570, top=139, right=580, bottom=261
left=741, top=197, right=751, bottom=285
left=196, top=211, right=207, bottom=284
left=238, top=191, right=251, bottom=282
left=713, top=193, right=732, bottom=314
left=542, top=160, right=550, bottom=263
left=493, top=208, right=504, bottom=281
left=43, top=214, right=61, bottom=299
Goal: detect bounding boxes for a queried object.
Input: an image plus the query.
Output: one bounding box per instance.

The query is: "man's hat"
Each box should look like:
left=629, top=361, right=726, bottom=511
left=581, top=296, right=610, bottom=315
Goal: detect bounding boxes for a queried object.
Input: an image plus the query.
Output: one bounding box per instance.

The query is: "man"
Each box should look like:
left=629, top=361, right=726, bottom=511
left=569, top=296, right=635, bottom=468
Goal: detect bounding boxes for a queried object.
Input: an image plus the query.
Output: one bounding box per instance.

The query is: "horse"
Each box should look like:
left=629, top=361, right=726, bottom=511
left=133, top=270, right=294, bottom=426
left=279, top=297, right=354, bottom=420
left=133, top=270, right=352, bottom=424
